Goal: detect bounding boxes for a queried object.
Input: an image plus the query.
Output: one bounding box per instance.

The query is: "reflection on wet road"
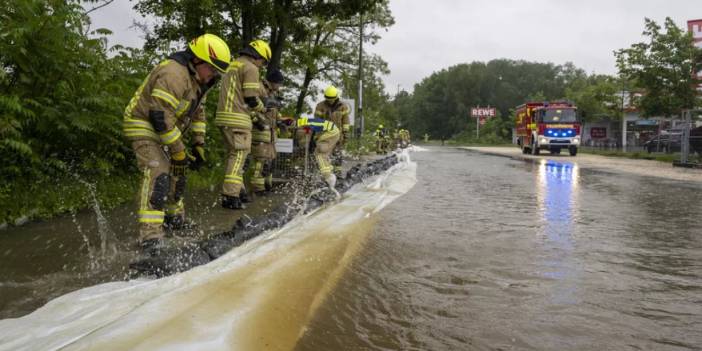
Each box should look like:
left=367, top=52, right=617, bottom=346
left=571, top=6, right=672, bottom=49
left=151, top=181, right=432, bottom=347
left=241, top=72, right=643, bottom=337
left=297, top=147, right=702, bottom=351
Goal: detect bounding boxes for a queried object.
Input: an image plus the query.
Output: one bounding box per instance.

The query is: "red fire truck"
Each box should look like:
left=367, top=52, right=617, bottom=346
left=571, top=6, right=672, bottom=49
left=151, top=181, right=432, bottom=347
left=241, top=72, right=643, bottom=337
left=514, top=101, right=581, bottom=156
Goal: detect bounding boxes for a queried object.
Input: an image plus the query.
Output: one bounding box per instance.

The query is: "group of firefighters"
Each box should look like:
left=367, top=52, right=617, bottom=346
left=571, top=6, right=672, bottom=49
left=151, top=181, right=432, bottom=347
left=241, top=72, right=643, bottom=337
left=374, top=125, right=411, bottom=154
left=123, top=34, right=355, bottom=250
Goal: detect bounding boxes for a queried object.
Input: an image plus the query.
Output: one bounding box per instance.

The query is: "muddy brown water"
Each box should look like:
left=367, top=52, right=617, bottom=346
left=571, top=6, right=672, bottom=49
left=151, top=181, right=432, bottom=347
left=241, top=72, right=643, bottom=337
left=296, top=147, right=702, bottom=350
left=2, top=147, right=701, bottom=350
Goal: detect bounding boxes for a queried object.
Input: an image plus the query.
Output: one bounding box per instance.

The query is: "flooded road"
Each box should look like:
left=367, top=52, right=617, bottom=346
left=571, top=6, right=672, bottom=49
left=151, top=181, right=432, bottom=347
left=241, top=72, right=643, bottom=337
left=1, top=146, right=701, bottom=350
left=297, top=147, right=702, bottom=350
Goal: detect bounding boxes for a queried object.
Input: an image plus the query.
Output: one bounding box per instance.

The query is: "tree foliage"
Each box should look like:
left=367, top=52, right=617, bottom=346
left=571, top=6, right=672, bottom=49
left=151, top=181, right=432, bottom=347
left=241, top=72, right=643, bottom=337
left=133, top=0, right=394, bottom=116
left=385, top=59, right=623, bottom=142
left=0, top=0, right=151, bottom=180
left=615, top=17, right=702, bottom=117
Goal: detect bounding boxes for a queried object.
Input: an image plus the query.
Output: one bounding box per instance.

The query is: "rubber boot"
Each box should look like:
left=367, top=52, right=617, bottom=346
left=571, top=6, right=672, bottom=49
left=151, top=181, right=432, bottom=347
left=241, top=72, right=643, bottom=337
left=221, top=194, right=245, bottom=210
left=240, top=188, right=252, bottom=203
left=139, top=237, right=166, bottom=255
left=324, top=173, right=337, bottom=190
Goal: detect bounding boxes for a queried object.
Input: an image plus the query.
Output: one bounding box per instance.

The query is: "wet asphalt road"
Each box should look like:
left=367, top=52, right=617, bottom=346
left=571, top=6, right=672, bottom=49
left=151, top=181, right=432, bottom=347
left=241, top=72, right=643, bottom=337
left=296, top=147, right=702, bottom=351
left=1, top=146, right=701, bottom=350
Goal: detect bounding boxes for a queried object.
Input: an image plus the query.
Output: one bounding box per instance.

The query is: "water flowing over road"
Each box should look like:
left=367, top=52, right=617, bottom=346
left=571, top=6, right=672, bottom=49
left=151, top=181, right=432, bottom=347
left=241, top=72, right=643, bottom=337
left=0, top=152, right=417, bottom=351
left=1, top=146, right=701, bottom=350
left=296, top=147, right=702, bottom=351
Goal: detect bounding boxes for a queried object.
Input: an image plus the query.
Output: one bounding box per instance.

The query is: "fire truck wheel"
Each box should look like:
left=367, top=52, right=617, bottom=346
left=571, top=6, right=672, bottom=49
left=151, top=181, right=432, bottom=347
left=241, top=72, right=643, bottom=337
left=569, top=146, right=578, bottom=156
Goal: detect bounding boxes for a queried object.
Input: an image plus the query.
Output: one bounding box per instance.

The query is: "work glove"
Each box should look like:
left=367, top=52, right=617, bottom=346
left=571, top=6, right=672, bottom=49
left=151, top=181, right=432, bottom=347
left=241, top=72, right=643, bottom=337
left=252, top=115, right=267, bottom=131
left=264, top=96, right=281, bottom=109
left=189, top=143, right=206, bottom=171
left=170, top=151, right=188, bottom=177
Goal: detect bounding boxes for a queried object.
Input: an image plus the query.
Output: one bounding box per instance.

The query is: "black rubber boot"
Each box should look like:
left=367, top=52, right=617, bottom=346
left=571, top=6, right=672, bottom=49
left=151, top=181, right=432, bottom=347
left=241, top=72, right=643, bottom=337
left=221, top=194, right=245, bottom=210
left=139, top=237, right=166, bottom=254
left=240, top=188, right=252, bottom=203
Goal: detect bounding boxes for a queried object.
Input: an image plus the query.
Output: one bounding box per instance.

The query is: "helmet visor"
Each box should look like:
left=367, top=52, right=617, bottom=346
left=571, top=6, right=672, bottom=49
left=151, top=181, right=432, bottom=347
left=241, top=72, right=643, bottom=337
left=211, top=57, right=229, bottom=72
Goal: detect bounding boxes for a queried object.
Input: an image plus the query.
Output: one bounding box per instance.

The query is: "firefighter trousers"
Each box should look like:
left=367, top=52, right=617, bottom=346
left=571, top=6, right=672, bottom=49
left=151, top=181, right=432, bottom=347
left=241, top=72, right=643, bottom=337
left=315, top=132, right=341, bottom=178
left=220, top=127, right=251, bottom=197
left=132, top=140, right=186, bottom=242
left=250, top=141, right=275, bottom=192
left=331, top=142, right=343, bottom=176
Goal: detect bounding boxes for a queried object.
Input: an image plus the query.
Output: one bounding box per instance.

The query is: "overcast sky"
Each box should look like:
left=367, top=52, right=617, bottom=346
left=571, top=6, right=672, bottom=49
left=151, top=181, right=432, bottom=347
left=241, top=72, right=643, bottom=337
left=89, top=0, right=700, bottom=93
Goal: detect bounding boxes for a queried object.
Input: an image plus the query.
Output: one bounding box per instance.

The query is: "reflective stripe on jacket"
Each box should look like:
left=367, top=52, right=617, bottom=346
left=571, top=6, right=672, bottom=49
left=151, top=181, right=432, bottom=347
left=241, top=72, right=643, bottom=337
left=123, top=54, right=208, bottom=152
left=215, top=56, right=264, bottom=130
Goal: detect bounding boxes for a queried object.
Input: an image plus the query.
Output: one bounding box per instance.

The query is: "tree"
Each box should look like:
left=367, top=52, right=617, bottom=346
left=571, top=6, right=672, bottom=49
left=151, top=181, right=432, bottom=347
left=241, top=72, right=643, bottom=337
left=615, top=17, right=702, bottom=118
left=133, top=0, right=394, bottom=118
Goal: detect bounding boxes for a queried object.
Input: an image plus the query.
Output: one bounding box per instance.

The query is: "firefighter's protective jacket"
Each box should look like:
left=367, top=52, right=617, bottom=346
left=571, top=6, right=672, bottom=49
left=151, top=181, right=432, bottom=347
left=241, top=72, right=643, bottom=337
left=297, top=117, right=340, bottom=141
left=123, top=52, right=209, bottom=154
left=251, top=80, right=281, bottom=143
left=314, top=100, right=350, bottom=133
left=215, top=55, right=265, bottom=130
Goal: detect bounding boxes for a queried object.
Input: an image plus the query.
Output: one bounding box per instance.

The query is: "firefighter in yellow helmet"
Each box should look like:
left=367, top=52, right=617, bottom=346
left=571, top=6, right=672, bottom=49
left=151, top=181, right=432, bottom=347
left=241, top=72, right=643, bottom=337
left=374, top=124, right=387, bottom=154
left=123, top=33, right=230, bottom=250
left=296, top=117, right=341, bottom=189
left=314, top=85, right=350, bottom=177
left=249, top=68, right=284, bottom=195
left=215, top=39, right=271, bottom=209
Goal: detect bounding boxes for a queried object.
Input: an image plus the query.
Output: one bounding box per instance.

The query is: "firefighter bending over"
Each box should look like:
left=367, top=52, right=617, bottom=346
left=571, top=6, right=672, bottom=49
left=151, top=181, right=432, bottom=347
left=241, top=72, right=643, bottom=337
left=215, top=40, right=271, bottom=210
left=296, top=117, right=341, bottom=189
left=314, top=86, right=350, bottom=177
left=250, top=68, right=284, bottom=195
left=123, top=34, right=231, bottom=250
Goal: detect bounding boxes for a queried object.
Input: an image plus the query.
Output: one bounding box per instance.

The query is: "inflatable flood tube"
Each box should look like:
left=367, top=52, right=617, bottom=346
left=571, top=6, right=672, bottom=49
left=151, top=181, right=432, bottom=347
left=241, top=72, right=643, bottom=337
left=130, top=154, right=400, bottom=277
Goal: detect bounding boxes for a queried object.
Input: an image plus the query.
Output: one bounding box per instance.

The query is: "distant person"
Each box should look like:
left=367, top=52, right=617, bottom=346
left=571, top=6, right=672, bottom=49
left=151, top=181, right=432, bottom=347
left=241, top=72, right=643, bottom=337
left=296, top=117, right=341, bottom=189
left=424, top=133, right=429, bottom=143
left=122, top=34, right=231, bottom=250
left=215, top=40, right=272, bottom=209
left=375, top=124, right=387, bottom=154
left=314, top=86, right=350, bottom=176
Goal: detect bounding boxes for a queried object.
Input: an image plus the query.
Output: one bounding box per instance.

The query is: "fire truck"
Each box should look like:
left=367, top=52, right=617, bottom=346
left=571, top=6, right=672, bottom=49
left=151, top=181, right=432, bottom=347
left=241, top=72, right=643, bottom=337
left=514, top=101, right=580, bottom=156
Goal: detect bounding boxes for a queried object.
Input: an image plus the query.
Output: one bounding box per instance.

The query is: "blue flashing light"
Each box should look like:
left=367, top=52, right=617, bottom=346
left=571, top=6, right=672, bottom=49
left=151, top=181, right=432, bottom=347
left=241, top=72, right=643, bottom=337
left=547, top=130, right=553, bottom=135
left=567, top=130, right=573, bottom=134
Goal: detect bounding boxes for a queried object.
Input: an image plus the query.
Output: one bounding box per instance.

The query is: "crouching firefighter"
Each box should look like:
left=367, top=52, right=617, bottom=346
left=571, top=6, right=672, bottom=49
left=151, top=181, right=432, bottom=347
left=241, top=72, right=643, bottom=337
left=250, top=68, right=284, bottom=195
left=123, top=34, right=231, bottom=249
left=296, top=117, right=341, bottom=189
left=314, top=86, right=350, bottom=177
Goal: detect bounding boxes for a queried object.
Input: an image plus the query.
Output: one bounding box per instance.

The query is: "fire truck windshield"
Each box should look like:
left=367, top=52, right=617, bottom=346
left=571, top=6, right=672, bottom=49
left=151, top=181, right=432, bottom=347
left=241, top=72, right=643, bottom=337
left=541, top=109, right=576, bottom=123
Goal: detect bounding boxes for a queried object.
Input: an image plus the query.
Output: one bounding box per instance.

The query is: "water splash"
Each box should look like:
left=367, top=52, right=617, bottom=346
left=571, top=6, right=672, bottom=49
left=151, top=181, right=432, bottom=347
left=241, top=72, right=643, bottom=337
left=72, top=177, right=119, bottom=268
left=0, top=150, right=417, bottom=351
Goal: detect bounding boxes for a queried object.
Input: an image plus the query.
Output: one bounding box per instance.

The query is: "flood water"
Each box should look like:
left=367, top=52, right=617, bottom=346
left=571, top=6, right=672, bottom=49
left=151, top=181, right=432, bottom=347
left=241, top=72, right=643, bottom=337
left=1, top=147, right=701, bottom=350
left=296, top=147, right=702, bottom=350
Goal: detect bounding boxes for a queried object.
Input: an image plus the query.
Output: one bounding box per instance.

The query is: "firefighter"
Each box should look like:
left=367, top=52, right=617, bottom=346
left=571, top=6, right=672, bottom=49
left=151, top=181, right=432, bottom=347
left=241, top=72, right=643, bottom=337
left=250, top=68, right=284, bottom=195
left=314, top=86, right=350, bottom=177
left=123, top=33, right=231, bottom=249
left=374, top=124, right=387, bottom=154
left=215, top=40, right=271, bottom=209
left=399, top=128, right=411, bottom=148
left=296, top=117, right=341, bottom=189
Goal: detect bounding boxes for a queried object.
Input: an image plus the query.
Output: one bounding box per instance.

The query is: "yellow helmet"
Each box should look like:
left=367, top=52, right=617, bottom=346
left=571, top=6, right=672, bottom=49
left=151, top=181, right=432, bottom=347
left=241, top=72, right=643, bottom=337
left=379, top=124, right=384, bottom=129
left=188, top=34, right=231, bottom=73
left=324, top=85, right=339, bottom=100
left=249, top=40, right=272, bottom=62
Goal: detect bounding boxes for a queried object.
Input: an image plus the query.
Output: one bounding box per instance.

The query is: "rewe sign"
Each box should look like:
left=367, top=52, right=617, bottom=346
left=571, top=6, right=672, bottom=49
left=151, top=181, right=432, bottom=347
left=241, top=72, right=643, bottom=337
left=471, top=107, right=496, bottom=118
left=471, top=107, right=496, bottom=126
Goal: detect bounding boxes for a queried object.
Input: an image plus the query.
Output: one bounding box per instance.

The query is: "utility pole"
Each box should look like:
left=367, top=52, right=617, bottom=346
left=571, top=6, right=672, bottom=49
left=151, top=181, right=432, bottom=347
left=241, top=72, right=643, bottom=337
left=621, top=88, right=627, bottom=152
left=357, top=12, right=364, bottom=138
